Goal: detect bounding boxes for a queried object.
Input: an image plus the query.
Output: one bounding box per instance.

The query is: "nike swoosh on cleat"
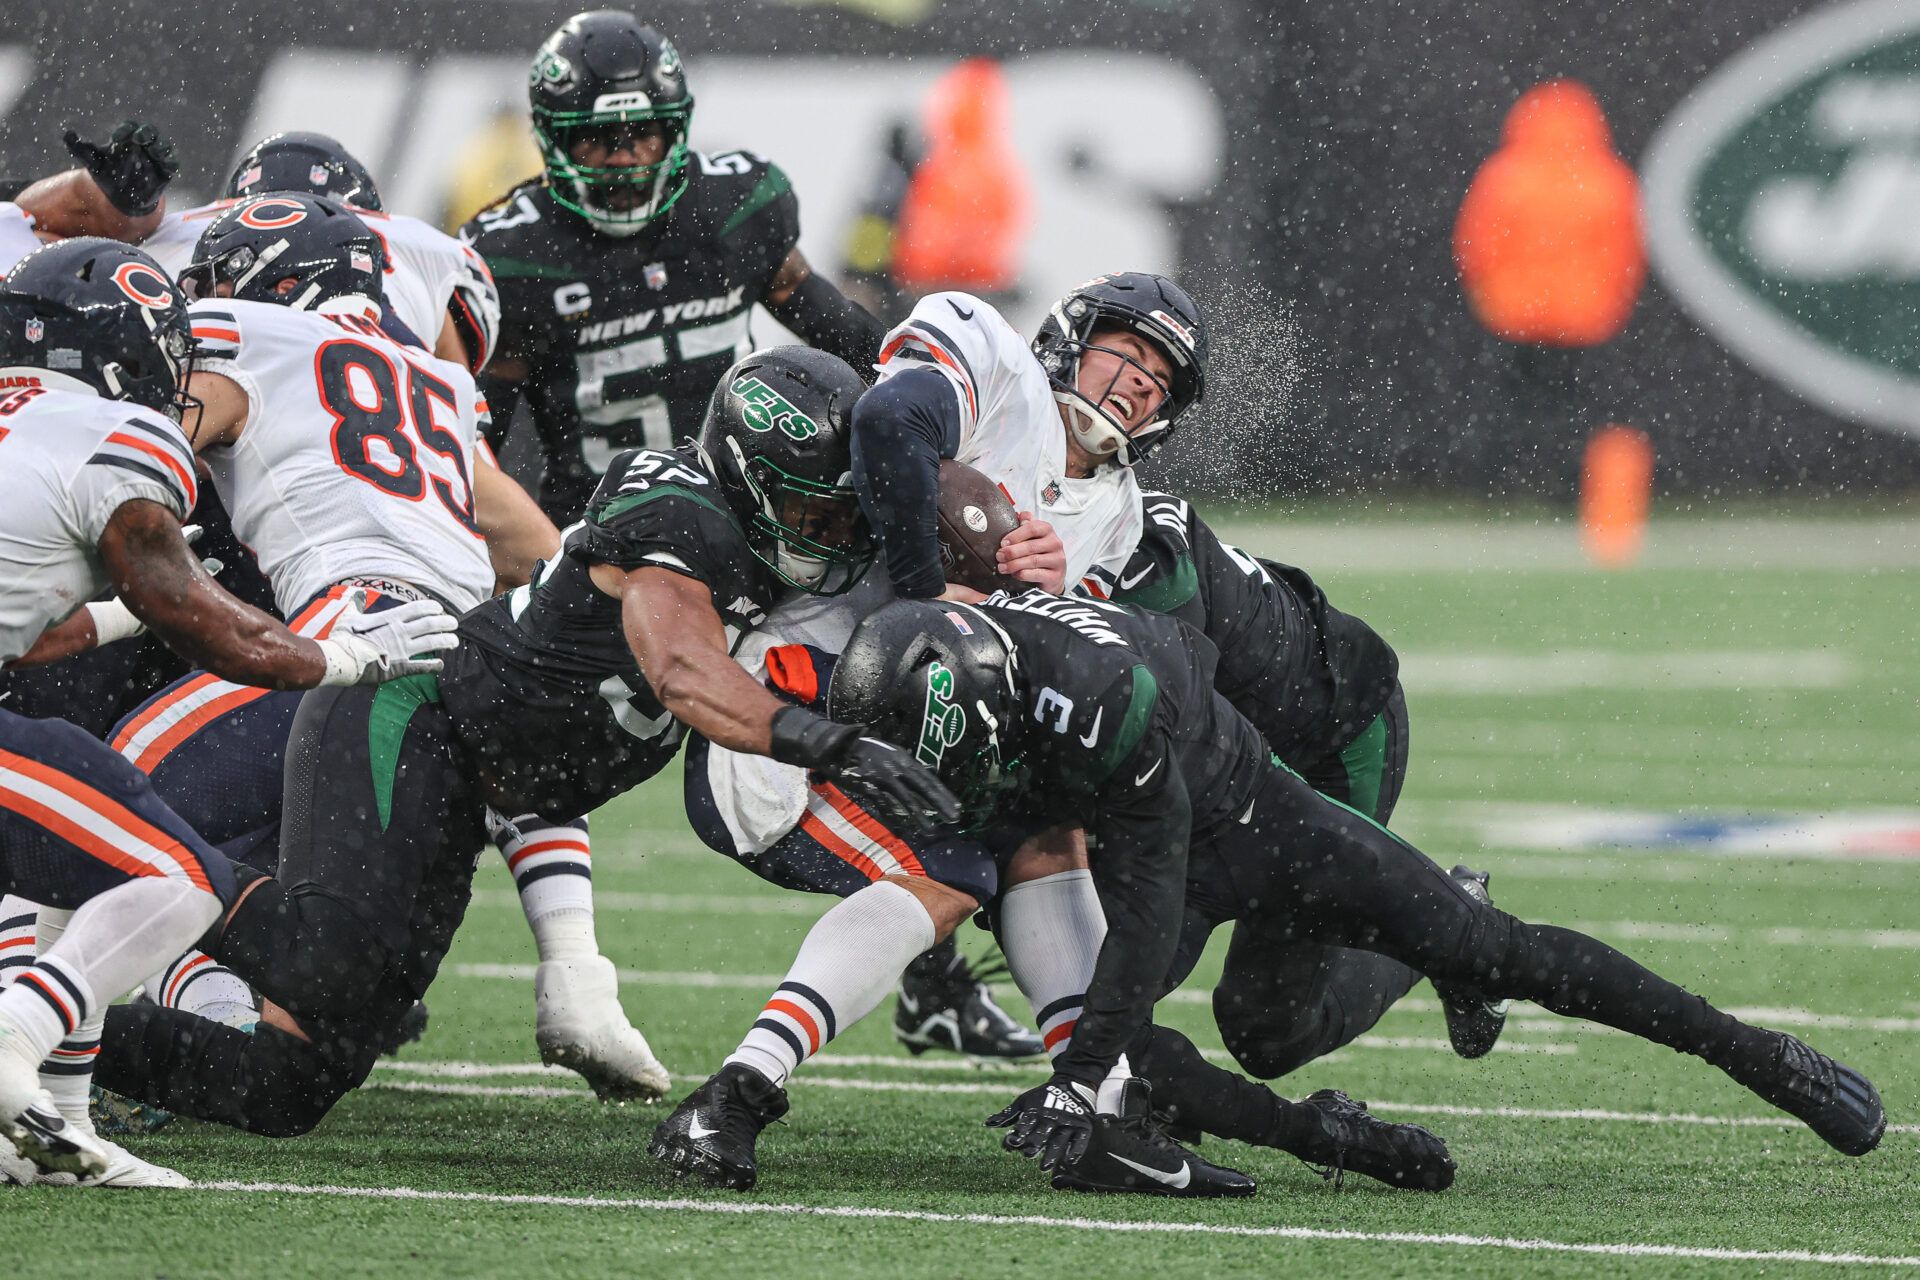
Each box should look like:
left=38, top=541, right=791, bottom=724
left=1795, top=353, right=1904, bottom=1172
left=687, top=1114, right=719, bottom=1140
left=1110, top=1153, right=1191, bottom=1189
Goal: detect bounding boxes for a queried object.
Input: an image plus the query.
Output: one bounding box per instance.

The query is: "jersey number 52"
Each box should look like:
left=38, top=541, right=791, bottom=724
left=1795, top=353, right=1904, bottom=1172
left=317, top=339, right=478, bottom=533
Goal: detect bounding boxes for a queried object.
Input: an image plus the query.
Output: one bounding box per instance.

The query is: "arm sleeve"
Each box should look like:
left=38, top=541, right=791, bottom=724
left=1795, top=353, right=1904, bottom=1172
left=850, top=366, right=962, bottom=599
left=1051, top=730, right=1191, bottom=1087
left=765, top=272, right=887, bottom=380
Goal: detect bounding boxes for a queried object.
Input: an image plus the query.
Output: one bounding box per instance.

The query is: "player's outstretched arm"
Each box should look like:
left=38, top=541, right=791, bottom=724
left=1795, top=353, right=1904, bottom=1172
left=15, top=123, right=179, bottom=244
left=100, top=499, right=455, bottom=689
left=474, top=459, right=561, bottom=591
left=609, top=564, right=959, bottom=828
left=764, top=248, right=888, bottom=379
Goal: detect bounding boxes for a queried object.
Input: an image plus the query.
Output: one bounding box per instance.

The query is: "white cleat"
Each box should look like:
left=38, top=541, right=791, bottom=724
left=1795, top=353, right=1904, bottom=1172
left=57, top=1136, right=190, bottom=1188
left=1, top=1091, right=111, bottom=1179
left=534, top=955, right=670, bottom=1103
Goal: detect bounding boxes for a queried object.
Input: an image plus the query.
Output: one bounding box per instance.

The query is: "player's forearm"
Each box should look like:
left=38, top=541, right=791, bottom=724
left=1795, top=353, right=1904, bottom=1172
left=14, top=169, right=161, bottom=243
left=474, top=462, right=561, bottom=590
left=639, top=633, right=783, bottom=755
left=4, top=612, right=98, bottom=669
left=137, top=581, right=325, bottom=689
left=766, top=272, right=888, bottom=380
left=851, top=369, right=958, bottom=598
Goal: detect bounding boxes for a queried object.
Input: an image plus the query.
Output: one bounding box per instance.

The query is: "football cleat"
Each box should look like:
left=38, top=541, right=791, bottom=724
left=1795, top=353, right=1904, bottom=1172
left=1431, top=865, right=1510, bottom=1059
left=376, top=1000, right=430, bottom=1057
left=89, top=1085, right=175, bottom=1137
left=648, top=1063, right=789, bottom=1191
left=1051, top=1079, right=1255, bottom=1198
left=535, top=956, right=670, bottom=1102
left=1286, top=1089, right=1456, bottom=1191
left=1742, top=1033, right=1884, bottom=1157
left=31, top=1134, right=191, bottom=1188
left=894, top=949, right=1044, bottom=1061
left=1, top=1092, right=111, bottom=1179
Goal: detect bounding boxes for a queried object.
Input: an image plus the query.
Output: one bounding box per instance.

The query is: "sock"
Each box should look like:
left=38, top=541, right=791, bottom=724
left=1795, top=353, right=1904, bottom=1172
left=143, top=951, right=259, bottom=1031
left=997, top=869, right=1106, bottom=1063
left=1095, top=1055, right=1134, bottom=1115
left=726, top=880, right=936, bottom=1087
left=0, top=895, right=37, bottom=988
left=491, top=810, right=597, bottom=961
left=30, top=909, right=99, bottom=1127
left=0, top=954, right=93, bottom=1071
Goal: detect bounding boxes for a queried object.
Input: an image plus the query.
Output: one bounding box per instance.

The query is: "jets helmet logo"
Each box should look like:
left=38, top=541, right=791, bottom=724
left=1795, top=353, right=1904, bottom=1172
left=731, top=375, right=820, bottom=442
left=915, top=661, right=967, bottom=769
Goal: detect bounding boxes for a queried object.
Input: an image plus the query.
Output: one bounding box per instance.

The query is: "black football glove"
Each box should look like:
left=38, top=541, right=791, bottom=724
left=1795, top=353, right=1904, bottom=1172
left=985, top=1075, right=1096, bottom=1171
left=769, top=706, right=961, bottom=832
left=63, top=121, right=179, bottom=216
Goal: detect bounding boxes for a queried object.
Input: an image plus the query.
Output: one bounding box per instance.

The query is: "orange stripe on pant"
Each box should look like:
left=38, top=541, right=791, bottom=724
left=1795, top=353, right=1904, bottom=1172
left=0, top=747, right=211, bottom=892
left=130, top=685, right=273, bottom=775
left=818, top=784, right=927, bottom=877
left=798, top=812, right=889, bottom=882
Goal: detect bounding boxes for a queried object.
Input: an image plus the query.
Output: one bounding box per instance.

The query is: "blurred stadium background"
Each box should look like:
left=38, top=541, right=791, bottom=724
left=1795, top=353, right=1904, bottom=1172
left=4, top=1, right=1916, bottom=1271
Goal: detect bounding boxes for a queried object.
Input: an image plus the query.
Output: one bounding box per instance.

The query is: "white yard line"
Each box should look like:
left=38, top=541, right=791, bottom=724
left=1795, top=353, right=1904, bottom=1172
left=184, top=1179, right=1920, bottom=1266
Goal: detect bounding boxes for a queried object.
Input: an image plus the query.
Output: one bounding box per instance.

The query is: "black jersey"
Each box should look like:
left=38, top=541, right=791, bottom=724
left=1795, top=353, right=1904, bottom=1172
left=979, top=591, right=1270, bottom=1086
left=439, top=446, right=776, bottom=820
left=462, top=153, right=801, bottom=522
left=1113, top=492, right=1399, bottom=766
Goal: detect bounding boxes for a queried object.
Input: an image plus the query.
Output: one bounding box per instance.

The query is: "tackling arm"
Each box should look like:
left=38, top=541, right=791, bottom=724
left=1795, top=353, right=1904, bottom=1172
left=764, top=247, right=888, bottom=379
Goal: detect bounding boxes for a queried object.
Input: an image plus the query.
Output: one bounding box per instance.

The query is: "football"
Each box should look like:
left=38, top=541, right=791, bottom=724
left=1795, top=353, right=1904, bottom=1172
left=935, top=458, right=1024, bottom=594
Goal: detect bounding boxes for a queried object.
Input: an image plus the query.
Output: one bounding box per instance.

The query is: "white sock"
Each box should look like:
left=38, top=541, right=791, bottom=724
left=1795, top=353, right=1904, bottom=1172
left=142, top=950, right=258, bottom=1030
left=725, top=880, right=936, bottom=1087
left=491, top=810, right=597, bottom=961
left=1096, top=1055, right=1134, bottom=1115
left=30, top=910, right=99, bottom=1127
left=0, top=895, right=38, bottom=988
left=0, top=952, right=91, bottom=1070
left=997, top=869, right=1107, bottom=1062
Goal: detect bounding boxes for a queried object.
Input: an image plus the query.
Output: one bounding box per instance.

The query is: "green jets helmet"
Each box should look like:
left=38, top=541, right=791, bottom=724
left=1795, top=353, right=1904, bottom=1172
left=528, top=10, right=694, bottom=237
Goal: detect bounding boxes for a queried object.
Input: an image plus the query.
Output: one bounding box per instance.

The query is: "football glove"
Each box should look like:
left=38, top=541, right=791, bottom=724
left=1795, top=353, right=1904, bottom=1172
left=985, top=1075, right=1097, bottom=1171
left=314, top=596, right=459, bottom=686
left=769, top=706, right=961, bottom=831
left=63, top=121, right=179, bottom=216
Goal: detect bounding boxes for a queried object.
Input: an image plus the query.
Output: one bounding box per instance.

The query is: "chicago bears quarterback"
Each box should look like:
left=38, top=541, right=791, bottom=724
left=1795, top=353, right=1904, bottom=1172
left=461, top=10, right=889, bottom=524
left=0, top=238, right=453, bottom=1187
left=829, top=595, right=1887, bottom=1188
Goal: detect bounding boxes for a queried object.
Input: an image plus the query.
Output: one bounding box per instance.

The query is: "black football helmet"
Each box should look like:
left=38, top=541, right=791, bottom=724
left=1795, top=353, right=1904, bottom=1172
left=829, top=600, right=1024, bottom=828
left=696, top=346, right=873, bottom=597
left=1032, top=272, right=1208, bottom=467
left=0, top=238, right=196, bottom=419
left=226, top=131, right=383, bottom=210
left=530, top=11, right=693, bottom=237
left=179, top=194, right=386, bottom=311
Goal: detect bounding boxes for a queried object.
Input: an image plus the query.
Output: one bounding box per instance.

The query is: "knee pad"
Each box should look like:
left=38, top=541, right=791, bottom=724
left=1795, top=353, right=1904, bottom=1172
left=214, top=873, right=392, bottom=1018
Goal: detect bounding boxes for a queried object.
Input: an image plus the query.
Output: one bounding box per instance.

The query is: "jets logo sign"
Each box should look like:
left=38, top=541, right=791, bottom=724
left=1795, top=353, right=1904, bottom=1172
left=1645, top=0, right=1920, bottom=439
left=730, top=375, right=820, bottom=441
left=915, top=661, right=966, bottom=769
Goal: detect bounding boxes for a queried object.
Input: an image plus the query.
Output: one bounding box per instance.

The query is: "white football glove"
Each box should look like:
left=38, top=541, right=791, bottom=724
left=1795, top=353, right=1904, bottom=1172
left=314, top=597, right=459, bottom=686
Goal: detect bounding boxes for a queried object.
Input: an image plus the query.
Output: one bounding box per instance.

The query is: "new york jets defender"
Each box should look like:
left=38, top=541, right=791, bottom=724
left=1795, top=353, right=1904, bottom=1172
left=91, top=348, right=956, bottom=1139
left=140, top=132, right=501, bottom=373
left=832, top=596, right=1888, bottom=1189
left=461, top=10, right=887, bottom=523
left=1114, top=491, right=1509, bottom=1071
left=0, top=238, right=451, bottom=1187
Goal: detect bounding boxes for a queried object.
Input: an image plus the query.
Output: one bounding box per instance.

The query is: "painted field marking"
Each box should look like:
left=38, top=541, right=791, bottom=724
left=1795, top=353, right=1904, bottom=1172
left=185, top=1179, right=1920, bottom=1266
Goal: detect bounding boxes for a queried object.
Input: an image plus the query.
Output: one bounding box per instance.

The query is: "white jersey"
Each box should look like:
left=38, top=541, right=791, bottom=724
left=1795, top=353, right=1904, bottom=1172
left=0, top=203, right=43, bottom=277
left=702, top=294, right=1145, bottom=856
left=190, top=298, right=494, bottom=617
left=877, top=291, right=1143, bottom=600
left=0, top=385, right=197, bottom=662
left=146, top=202, right=498, bottom=359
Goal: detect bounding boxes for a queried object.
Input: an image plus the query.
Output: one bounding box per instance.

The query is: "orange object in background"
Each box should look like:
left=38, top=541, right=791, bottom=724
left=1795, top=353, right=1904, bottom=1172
left=891, top=58, right=1028, bottom=293
left=1454, top=80, right=1645, bottom=347
left=1581, top=425, right=1654, bottom=569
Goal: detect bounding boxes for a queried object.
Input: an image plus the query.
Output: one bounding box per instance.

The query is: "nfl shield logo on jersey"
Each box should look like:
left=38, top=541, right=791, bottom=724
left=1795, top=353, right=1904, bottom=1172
left=309, top=164, right=330, bottom=186
left=23, top=318, right=43, bottom=342
left=1041, top=480, right=1062, bottom=505
left=644, top=262, right=669, bottom=291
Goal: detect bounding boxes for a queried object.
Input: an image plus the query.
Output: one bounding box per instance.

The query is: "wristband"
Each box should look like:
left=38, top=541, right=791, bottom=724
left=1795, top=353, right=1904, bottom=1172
left=83, top=598, right=145, bottom=646
left=768, top=705, right=854, bottom=768
left=312, top=636, right=365, bottom=687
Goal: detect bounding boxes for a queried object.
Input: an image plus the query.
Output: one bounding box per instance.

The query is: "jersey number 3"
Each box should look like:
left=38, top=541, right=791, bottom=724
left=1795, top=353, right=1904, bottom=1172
left=317, top=339, right=478, bottom=532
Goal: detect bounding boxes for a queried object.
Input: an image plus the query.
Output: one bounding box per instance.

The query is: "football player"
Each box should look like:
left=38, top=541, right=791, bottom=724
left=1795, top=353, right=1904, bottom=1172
left=653, top=273, right=1213, bottom=1189
left=0, top=123, right=181, bottom=271
left=461, top=10, right=888, bottom=525
left=830, top=595, right=1887, bottom=1188
left=1113, top=492, right=1509, bottom=1080
left=0, top=238, right=452, bottom=1186
left=91, top=348, right=956, bottom=1140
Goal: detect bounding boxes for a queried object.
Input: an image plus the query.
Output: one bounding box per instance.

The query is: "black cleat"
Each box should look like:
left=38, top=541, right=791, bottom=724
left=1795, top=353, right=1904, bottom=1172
left=1432, top=866, right=1510, bottom=1059
left=1743, top=1033, right=1885, bottom=1156
left=1285, top=1089, right=1456, bottom=1191
left=376, top=1000, right=430, bottom=1057
left=894, top=948, right=1044, bottom=1061
left=1051, top=1079, right=1255, bottom=1198
left=648, top=1063, right=790, bottom=1190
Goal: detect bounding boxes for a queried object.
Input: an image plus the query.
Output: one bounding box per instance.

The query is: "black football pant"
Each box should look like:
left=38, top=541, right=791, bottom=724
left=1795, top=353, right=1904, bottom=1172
left=94, top=677, right=489, bottom=1136
left=1136, top=758, right=1780, bottom=1142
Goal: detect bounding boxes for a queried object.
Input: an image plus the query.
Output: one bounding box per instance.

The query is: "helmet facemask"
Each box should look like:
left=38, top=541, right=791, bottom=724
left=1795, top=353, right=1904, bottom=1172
left=536, top=108, right=693, bottom=238
left=724, top=437, right=874, bottom=596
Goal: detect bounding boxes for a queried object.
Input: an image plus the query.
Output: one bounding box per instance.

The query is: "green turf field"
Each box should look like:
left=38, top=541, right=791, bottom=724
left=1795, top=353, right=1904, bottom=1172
left=18, top=515, right=1920, bottom=1277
